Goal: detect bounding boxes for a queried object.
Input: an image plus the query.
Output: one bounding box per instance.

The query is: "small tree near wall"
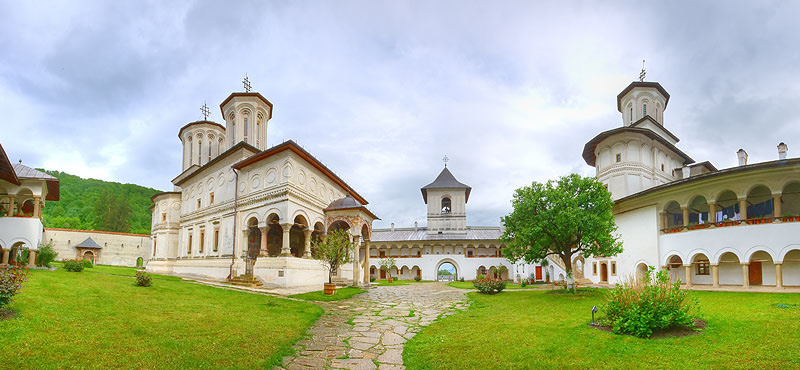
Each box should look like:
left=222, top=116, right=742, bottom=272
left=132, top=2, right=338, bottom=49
left=312, top=229, right=354, bottom=284
left=501, top=174, right=623, bottom=291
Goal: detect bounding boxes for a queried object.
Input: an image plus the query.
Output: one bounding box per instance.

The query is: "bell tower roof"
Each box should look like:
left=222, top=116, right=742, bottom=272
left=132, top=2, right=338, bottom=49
left=616, top=81, right=670, bottom=112
left=421, top=167, right=471, bottom=203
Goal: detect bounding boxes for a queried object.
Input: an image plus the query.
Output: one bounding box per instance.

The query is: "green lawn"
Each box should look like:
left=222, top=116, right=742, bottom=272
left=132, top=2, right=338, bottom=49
left=404, top=290, right=800, bottom=369
left=1, top=266, right=322, bottom=368
left=289, top=286, right=366, bottom=301
left=57, top=262, right=183, bottom=281
left=447, top=281, right=540, bottom=290
left=371, top=279, right=434, bottom=286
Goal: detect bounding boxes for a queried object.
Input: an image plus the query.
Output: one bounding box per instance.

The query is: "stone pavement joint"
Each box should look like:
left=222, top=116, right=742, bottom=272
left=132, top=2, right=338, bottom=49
left=277, top=283, right=468, bottom=369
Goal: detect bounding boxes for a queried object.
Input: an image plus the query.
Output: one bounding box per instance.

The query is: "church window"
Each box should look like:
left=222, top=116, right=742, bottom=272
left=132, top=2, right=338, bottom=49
left=643, top=103, right=647, bottom=117
left=615, top=153, right=621, bottom=163
left=696, top=260, right=710, bottom=275
left=630, top=107, right=633, bottom=123
left=209, top=192, right=214, bottom=205
left=213, top=228, right=219, bottom=252
left=611, top=261, right=617, bottom=276
left=199, top=229, right=205, bottom=254
left=188, top=233, right=193, bottom=254
left=593, top=262, right=598, bottom=275
left=441, top=197, right=452, bottom=213
left=231, top=122, right=236, bottom=145
left=197, top=199, right=201, bottom=209
left=153, top=239, right=157, bottom=257
left=243, top=116, right=248, bottom=143
left=198, top=137, right=202, bottom=164
left=161, top=213, right=166, bottom=222
left=208, top=141, right=211, bottom=162
left=256, top=114, right=262, bottom=147
left=661, top=164, right=665, bottom=171
left=188, top=136, right=193, bottom=165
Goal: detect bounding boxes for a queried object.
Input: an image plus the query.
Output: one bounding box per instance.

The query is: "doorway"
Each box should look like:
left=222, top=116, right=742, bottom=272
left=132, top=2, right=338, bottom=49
left=600, top=262, right=609, bottom=282
left=535, top=266, right=543, bottom=280
left=749, top=262, right=762, bottom=285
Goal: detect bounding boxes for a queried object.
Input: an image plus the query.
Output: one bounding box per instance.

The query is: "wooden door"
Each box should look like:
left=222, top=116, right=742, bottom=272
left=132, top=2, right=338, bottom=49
left=749, top=262, right=762, bottom=285
left=535, top=266, right=543, bottom=280
left=380, top=269, right=386, bottom=279
left=600, top=263, right=608, bottom=282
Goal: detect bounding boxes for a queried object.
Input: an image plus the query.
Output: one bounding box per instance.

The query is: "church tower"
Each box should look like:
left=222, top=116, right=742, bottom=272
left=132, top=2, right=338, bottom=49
left=421, top=164, right=471, bottom=236
left=219, top=77, right=273, bottom=151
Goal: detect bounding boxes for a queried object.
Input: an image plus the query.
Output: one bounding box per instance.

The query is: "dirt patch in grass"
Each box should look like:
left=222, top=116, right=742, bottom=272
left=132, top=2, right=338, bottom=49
left=0, top=308, right=16, bottom=321
left=590, top=318, right=706, bottom=339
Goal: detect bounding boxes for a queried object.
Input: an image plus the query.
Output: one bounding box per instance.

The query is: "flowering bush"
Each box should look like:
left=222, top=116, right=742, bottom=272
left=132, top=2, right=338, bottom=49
left=135, top=271, right=152, bottom=287
left=64, top=259, right=84, bottom=272
left=473, top=277, right=506, bottom=294
left=602, top=267, right=699, bottom=338
left=0, top=267, right=29, bottom=309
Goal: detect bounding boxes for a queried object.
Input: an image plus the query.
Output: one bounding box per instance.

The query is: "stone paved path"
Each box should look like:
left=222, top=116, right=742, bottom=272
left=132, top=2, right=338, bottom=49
left=279, top=283, right=469, bottom=370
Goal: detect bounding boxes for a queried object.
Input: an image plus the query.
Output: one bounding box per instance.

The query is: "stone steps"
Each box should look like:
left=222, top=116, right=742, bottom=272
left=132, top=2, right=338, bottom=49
left=228, top=274, right=264, bottom=288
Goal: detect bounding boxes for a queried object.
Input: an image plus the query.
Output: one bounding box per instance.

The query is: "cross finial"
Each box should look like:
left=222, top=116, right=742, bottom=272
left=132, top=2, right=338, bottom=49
left=242, top=74, right=252, bottom=92
left=200, top=102, right=211, bottom=120
left=639, top=59, right=646, bottom=82
left=442, top=155, right=449, bottom=167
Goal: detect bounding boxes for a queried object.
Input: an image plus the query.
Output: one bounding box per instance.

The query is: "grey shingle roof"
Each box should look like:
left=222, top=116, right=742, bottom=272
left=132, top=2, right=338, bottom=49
left=75, top=237, right=103, bottom=249
left=420, top=167, right=472, bottom=203
left=12, top=163, right=57, bottom=180
left=371, top=226, right=502, bottom=242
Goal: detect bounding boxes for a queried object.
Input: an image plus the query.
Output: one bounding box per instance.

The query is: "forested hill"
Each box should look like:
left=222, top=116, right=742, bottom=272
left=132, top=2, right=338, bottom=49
left=41, top=170, right=162, bottom=235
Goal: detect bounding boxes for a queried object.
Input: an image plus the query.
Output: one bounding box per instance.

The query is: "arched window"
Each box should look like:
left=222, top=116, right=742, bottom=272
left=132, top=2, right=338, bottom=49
left=256, top=114, right=262, bottom=147
left=441, top=197, right=451, bottom=213
left=197, top=136, right=202, bottom=164
left=243, top=115, right=249, bottom=143
left=208, top=140, right=211, bottom=161
left=643, top=103, right=647, bottom=117
left=188, top=136, right=193, bottom=165
left=231, top=123, right=236, bottom=145
left=629, top=106, right=633, bottom=123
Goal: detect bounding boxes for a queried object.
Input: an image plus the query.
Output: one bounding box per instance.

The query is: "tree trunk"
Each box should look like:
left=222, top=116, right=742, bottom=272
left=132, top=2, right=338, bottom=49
left=560, top=254, right=575, bottom=291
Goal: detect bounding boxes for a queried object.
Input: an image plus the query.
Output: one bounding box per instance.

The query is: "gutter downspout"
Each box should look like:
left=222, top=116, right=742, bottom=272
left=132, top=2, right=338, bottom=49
left=228, top=167, right=240, bottom=280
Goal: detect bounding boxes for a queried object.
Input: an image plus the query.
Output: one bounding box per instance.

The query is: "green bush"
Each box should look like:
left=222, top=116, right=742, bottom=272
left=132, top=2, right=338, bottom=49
left=36, top=243, right=58, bottom=268
left=135, top=271, right=152, bottom=287
left=602, top=267, right=699, bottom=338
left=17, top=248, right=29, bottom=266
left=473, top=278, right=506, bottom=294
left=63, top=260, right=84, bottom=272
left=370, top=277, right=376, bottom=282
left=0, top=267, right=28, bottom=309
left=414, top=276, right=421, bottom=282
left=82, top=259, right=94, bottom=268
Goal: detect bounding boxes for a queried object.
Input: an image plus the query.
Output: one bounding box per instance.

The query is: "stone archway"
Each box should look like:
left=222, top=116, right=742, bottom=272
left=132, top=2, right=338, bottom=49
left=435, top=258, right=460, bottom=281
left=572, top=255, right=586, bottom=279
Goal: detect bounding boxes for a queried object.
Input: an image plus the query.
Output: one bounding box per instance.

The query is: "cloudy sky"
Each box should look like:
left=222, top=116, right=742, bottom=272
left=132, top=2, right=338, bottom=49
left=2, top=1, right=800, bottom=228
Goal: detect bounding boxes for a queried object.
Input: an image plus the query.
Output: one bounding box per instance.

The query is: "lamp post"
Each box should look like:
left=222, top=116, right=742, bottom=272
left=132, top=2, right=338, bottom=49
left=591, top=305, right=598, bottom=326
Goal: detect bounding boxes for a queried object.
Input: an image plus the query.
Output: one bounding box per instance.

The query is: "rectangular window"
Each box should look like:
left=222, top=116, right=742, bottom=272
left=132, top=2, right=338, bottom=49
left=616, top=153, right=622, bottom=163
left=380, top=250, right=386, bottom=258
left=611, top=261, right=617, bottom=276
left=213, top=228, right=219, bottom=252
left=188, top=233, right=193, bottom=254
left=199, top=230, right=205, bottom=254
left=209, top=192, right=215, bottom=205
left=153, top=238, right=157, bottom=257
left=697, top=260, right=710, bottom=275
left=661, top=164, right=665, bottom=171
left=197, top=199, right=201, bottom=209
left=593, top=262, right=598, bottom=275
left=161, top=213, right=166, bottom=222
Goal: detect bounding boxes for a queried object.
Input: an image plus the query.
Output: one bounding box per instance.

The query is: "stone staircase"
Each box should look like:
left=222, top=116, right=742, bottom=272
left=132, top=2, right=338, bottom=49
left=331, top=277, right=354, bottom=286
left=227, top=274, right=264, bottom=288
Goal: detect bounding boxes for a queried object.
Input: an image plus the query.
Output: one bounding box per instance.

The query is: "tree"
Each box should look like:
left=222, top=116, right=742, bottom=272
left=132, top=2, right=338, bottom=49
left=311, top=229, right=354, bottom=284
left=379, top=257, right=396, bottom=278
left=93, top=190, right=132, bottom=232
left=437, top=269, right=453, bottom=276
left=501, top=174, right=622, bottom=291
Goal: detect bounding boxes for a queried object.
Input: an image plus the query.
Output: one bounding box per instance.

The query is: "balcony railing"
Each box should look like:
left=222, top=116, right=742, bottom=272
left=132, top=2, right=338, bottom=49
left=660, top=215, right=799, bottom=234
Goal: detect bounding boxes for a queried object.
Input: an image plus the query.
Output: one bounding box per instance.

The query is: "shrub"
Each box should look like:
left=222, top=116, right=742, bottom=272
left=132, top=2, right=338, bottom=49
left=473, top=277, right=506, bottom=294
left=36, top=243, right=58, bottom=268
left=82, top=259, right=94, bottom=268
left=0, top=267, right=28, bottom=309
left=370, top=277, right=376, bottom=282
left=602, top=267, right=699, bottom=338
left=520, top=280, right=527, bottom=287
left=17, top=248, right=29, bottom=266
left=414, top=276, right=421, bottom=282
left=135, top=271, right=152, bottom=287
left=63, top=259, right=84, bottom=272
left=459, top=277, right=464, bottom=282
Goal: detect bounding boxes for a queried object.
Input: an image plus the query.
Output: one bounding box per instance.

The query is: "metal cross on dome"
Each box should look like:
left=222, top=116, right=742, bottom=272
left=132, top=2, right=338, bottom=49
left=443, top=155, right=449, bottom=167
left=639, top=59, right=646, bottom=82
left=243, top=74, right=252, bottom=92
left=200, top=102, right=210, bottom=120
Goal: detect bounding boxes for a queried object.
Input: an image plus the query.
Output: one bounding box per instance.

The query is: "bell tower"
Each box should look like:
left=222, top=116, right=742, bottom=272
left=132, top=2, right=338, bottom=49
left=421, top=158, right=471, bottom=236
left=219, top=75, right=273, bottom=150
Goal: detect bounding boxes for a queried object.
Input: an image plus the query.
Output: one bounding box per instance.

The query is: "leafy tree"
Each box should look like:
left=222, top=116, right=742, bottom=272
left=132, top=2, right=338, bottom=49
left=437, top=269, right=453, bottom=276
left=379, top=257, right=396, bottom=278
left=93, top=190, right=133, bottom=233
left=501, top=174, right=622, bottom=291
left=311, top=229, right=354, bottom=284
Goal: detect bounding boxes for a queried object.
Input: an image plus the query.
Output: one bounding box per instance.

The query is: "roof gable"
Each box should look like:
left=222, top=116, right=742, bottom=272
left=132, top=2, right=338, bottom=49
left=420, top=167, right=472, bottom=203
left=630, top=115, right=680, bottom=143
left=0, top=143, right=19, bottom=186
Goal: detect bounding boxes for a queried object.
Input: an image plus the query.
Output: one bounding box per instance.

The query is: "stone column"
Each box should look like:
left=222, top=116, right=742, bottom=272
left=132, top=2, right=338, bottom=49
left=659, top=211, right=666, bottom=231
left=712, top=265, right=719, bottom=287
left=684, top=265, right=692, bottom=288
left=776, top=263, right=783, bottom=288
left=7, top=194, right=15, bottom=216
left=280, top=223, right=292, bottom=256
left=303, top=229, right=312, bottom=258
left=28, top=250, right=37, bottom=268
left=352, top=235, right=361, bottom=286
left=681, top=206, right=689, bottom=227
left=259, top=227, right=268, bottom=256
left=33, top=196, right=42, bottom=219
left=773, top=194, right=782, bottom=219
left=1, top=249, right=8, bottom=264
left=742, top=263, right=750, bottom=288
left=708, top=202, right=717, bottom=224
left=363, top=239, right=371, bottom=284
left=739, top=198, right=748, bottom=221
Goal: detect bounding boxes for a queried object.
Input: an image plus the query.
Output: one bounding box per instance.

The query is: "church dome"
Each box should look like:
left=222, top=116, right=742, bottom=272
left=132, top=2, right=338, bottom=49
left=325, top=194, right=363, bottom=211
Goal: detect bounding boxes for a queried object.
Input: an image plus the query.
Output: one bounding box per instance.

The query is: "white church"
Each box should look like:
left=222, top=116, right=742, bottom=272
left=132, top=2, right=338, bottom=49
left=579, top=78, right=800, bottom=290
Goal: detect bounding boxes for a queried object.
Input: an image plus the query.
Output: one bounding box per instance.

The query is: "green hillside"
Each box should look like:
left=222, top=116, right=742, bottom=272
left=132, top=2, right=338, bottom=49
left=41, top=170, right=161, bottom=235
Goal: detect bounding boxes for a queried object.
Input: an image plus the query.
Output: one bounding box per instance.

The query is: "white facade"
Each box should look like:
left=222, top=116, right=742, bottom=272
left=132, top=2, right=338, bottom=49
left=44, top=228, right=150, bottom=267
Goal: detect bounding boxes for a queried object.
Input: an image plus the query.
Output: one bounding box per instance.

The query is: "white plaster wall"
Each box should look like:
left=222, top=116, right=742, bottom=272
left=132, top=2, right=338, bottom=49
left=0, top=217, right=43, bottom=250
left=44, top=229, right=150, bottom=267
left=719, top=263, right=742, bottom=285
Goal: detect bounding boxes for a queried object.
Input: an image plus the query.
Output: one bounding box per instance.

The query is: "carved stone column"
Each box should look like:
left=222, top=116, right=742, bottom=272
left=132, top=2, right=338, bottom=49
left=741, top=262, right=750, bottom=288
left=681, top=206, right=689, bottom=227
left=708, top=202, right=717, bottom=224
left=260, top=227, right=268, bottom=256
left=28, top=250, right=37, bottom=268
left=739, top=198, right=748, bottom=221
left=7, top=194, right=15, bottom=216
left=352, top=235, right=361, bottom=286
left=712, top=265, right=719, bottom=287
left=773, top=194, right=782, bottom=219
left=776, top=263, right=783, bottom=289
left=363, top=239, right=371, bottom=284
left=280, top=223, right=292, bottom=256
left=1, top=249, right=8, bottom=264
left=303, top=229, right=312, bottom=258
left=684, top=265, right=692, bottom=288
left=33, top=196, right=42, bottom=219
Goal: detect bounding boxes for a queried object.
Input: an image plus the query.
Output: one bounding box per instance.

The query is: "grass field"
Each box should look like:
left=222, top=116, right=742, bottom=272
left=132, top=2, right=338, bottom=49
left=446, top=281, right=540, bottom=290
left=0, top=266, right=322, bottom=368
left=289, top=286, right=366, bottom=301
left=404, top=290, right=800, bottom=369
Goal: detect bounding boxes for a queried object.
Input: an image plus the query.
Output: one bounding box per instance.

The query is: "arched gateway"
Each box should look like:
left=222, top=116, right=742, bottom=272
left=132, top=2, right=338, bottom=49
left=435, top=258, right=460, bottom=281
